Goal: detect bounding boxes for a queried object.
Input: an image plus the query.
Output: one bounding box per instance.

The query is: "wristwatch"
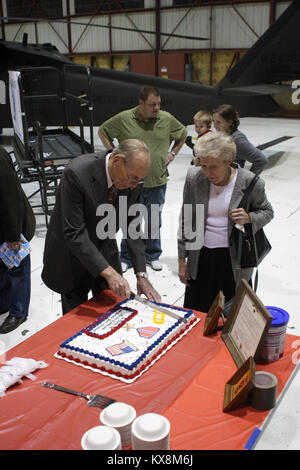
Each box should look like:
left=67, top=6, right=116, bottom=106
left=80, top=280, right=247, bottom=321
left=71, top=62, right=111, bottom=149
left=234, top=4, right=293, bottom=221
left=136, top=272, right=149, bottom=279
left=171, top=150, right=176, bottom=157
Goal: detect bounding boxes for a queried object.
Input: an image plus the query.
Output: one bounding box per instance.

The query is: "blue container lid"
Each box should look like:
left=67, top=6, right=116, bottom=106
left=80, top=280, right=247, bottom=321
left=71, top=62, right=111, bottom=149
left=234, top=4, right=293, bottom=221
left=265, top=306, right=289, bottom=327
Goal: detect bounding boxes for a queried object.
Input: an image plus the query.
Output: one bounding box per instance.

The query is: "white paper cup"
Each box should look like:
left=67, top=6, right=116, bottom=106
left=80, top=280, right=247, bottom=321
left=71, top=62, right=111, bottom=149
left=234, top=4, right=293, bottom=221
left=100, top=402, right=136, bottom=447
left=131, top=413, right=170, bottom=450
left=81, top=425, right=121, bottom=450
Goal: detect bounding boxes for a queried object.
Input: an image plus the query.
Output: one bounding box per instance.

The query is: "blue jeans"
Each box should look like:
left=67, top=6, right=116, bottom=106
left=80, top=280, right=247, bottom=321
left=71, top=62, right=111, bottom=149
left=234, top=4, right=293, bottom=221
left=121, top=184, right=167, bottom=264
left=0, top=255, right=31, bottom=318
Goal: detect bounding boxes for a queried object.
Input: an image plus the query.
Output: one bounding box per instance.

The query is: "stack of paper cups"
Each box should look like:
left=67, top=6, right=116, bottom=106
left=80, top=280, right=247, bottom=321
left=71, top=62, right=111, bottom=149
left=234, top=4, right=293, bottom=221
left=100, top=402, right=136, bottom=447
left=131, top=413, right=170, bottom=450
left=81, top=425, right=121, bottom=450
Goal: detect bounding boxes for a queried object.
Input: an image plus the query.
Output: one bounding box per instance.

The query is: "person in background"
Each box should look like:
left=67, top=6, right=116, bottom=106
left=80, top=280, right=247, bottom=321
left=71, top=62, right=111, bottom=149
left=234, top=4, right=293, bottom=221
left=212, top=104, right=267, bottom=175
left=98, top=85, right=187, bottom=273
left=0, top=146, right=36, bottom=334
left=178, top=132, right=273, bottom=313
left=41, top=139, right=161, bottom=314
left=185, top=110, right=212, bottom=165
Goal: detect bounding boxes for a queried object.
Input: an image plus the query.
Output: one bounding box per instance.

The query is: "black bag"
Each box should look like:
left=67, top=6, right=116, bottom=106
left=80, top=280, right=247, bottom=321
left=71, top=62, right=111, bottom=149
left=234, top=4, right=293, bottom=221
left=232, top=175, right=272, bottom=269
left=238, top=223, right=271, bottom=269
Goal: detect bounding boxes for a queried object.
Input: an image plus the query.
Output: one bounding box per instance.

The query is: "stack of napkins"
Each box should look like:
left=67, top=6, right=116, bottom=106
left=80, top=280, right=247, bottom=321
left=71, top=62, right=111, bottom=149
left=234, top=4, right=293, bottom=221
left=0, top=357, right=48, bottom=397
left=0, top=235, right=31, bottom=269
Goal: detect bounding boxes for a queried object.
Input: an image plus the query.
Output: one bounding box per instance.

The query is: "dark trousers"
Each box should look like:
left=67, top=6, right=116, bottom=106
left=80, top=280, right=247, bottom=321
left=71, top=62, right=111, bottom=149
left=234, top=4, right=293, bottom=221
left=184, top=247, right=236, bottom=313
left=61, top=275, right=108, bottom=315
left=0, top=255, right=31, bottom=318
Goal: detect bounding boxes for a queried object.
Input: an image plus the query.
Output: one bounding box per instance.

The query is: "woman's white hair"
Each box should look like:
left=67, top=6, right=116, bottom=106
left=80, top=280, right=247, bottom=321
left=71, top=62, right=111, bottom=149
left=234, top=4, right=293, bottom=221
left=194, top=131, right=236, bottom=162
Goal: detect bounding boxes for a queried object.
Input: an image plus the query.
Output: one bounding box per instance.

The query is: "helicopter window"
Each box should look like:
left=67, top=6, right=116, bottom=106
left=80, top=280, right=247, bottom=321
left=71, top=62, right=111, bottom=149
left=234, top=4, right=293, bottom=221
left=7, top=0, right=63, bottom=20
left=75, top=0, right=144, bottom=14
left=174, top=0, right=223, bottom=4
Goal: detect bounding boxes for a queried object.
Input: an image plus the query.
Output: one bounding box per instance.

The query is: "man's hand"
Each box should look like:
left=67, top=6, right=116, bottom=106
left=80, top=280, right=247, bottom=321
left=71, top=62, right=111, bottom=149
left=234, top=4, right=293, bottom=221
left=136, top=277, right=161, bottom=302
left=166, top=151, right=175, bottom=166
left=7, top=240, right=21, bottom=251
left=100, top=266, right=131, bottom=298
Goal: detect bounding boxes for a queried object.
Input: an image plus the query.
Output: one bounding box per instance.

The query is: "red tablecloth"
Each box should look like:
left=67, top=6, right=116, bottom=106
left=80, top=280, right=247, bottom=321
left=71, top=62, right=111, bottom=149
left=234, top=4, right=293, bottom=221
left=0, top=290, right=297, bottom=450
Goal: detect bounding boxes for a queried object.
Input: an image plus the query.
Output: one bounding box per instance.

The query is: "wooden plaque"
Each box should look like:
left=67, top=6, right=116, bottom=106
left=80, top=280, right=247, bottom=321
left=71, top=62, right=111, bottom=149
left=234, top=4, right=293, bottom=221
left=203, top=290, right=225, bottom=336
left=223, top=356, right=255, bottom=412
left=222, top=279, right=272, bottom=368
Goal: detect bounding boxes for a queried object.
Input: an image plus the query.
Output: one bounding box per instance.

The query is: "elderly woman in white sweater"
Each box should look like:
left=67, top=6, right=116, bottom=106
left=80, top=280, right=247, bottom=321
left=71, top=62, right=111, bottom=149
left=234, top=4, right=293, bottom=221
left=178, top=132, right=273, bottom=313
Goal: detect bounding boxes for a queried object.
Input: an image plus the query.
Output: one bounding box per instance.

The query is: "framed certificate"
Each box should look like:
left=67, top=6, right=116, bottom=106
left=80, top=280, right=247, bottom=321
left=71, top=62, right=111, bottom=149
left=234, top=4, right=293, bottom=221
left=222, top=280, right=272, bottom=368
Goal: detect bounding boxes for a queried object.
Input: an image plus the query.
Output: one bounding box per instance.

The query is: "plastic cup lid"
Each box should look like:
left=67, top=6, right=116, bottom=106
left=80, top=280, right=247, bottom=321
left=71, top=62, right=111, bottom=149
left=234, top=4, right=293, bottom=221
left=265, top=306, right=290, bottom=327
left=100, top=402, right=136, bottom=427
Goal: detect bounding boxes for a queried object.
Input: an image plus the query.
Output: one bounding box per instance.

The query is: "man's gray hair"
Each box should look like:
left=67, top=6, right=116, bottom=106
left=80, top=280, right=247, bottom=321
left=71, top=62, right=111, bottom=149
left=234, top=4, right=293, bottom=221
left=194, top=131, right=236, bottom=162
left=111, top=138, right=149, bottom=161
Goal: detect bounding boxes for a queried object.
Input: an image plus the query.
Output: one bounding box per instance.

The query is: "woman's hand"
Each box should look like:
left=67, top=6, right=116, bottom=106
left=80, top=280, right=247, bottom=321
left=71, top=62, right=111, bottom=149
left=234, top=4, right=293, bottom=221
left=178, top=258, right=190, bottom=285
left=229, top=208, right=250, bottom=225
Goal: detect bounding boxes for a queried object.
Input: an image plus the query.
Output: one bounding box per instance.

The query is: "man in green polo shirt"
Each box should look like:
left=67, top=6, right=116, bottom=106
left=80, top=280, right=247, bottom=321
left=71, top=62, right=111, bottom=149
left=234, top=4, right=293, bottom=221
left=98, top=85, right=187, bottom=272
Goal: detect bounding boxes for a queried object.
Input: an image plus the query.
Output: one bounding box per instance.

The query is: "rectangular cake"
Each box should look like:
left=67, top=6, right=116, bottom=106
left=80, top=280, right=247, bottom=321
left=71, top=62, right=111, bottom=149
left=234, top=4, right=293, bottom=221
left=56, top=298, right=199, bottom=383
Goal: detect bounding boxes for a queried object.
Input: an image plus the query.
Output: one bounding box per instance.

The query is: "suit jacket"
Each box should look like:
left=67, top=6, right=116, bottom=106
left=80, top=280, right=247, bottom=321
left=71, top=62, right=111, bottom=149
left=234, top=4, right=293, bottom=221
left=0, top=146, right=36, bottom=245
left=178, top=163, right=274, bottom=283
left=41, top=151, right=146, bottom=294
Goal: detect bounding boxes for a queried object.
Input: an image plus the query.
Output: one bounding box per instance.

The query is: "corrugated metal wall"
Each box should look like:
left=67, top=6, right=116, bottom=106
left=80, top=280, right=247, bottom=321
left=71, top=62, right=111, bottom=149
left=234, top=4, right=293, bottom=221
left=212, top=4, right=269, bottom=49
left=160, top=7, right=211, bottom=50
left=111, top=12, right=156, bottom=51
left=2, top=2, right=292, bottom=54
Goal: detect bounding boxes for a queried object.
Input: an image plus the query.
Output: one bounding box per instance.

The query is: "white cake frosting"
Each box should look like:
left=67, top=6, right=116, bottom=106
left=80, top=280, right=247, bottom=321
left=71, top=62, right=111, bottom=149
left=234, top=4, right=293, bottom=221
left=56, top=298, right=198, bottom=382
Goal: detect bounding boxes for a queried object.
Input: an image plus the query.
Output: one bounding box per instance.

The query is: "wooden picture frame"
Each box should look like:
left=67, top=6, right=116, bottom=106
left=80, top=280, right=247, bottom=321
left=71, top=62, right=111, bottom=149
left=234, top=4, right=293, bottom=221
left=222, top=279, right=273, bottom=368
left=223, top=356, right=255, bottom=412
left=203, top=290, right=225, bottom=336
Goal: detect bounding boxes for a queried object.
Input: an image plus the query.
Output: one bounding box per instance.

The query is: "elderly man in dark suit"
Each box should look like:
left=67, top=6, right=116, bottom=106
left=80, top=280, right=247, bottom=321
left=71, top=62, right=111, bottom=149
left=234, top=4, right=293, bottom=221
left=0, top=146, right=36, bottom=334
left=42, top=138, right=161, bottom=314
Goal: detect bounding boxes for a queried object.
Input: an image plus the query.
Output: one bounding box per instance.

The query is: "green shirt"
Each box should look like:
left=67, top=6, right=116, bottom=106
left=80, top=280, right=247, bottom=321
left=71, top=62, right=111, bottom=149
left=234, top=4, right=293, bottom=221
left=99, top=106, right=187, bottom=188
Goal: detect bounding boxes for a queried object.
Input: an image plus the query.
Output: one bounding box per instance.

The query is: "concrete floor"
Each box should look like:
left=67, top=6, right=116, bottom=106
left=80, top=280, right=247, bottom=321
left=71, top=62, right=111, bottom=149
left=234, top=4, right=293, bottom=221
left=0, top=116, right=300, bottom=450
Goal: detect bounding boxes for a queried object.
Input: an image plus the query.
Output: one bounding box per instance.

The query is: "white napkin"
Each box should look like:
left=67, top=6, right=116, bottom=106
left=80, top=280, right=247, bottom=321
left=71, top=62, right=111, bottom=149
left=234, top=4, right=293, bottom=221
left=0, top=357, right=48, bottom=397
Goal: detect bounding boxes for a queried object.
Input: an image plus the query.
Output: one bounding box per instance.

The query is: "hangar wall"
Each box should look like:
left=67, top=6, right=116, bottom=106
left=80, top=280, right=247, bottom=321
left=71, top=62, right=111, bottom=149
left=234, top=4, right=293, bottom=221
left=0, top=0, right=297, bottom=115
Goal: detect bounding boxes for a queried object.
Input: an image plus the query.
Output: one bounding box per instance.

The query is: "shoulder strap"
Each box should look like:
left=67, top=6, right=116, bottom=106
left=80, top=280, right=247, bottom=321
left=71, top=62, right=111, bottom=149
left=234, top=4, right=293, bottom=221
left=239, top=175, right=259, bottom=208
left=236, top=174, right=260, bottom=292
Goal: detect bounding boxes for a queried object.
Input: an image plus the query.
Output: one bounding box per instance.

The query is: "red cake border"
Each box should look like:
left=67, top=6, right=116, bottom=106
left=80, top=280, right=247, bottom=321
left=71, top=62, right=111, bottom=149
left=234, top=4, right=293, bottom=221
left=84, top=306, right=137, bottom=339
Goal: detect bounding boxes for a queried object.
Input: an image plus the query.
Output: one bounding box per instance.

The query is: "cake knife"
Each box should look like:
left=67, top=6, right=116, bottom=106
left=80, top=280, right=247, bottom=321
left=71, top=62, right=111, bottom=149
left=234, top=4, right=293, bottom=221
left=130, top=292, right=188, bottom=324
